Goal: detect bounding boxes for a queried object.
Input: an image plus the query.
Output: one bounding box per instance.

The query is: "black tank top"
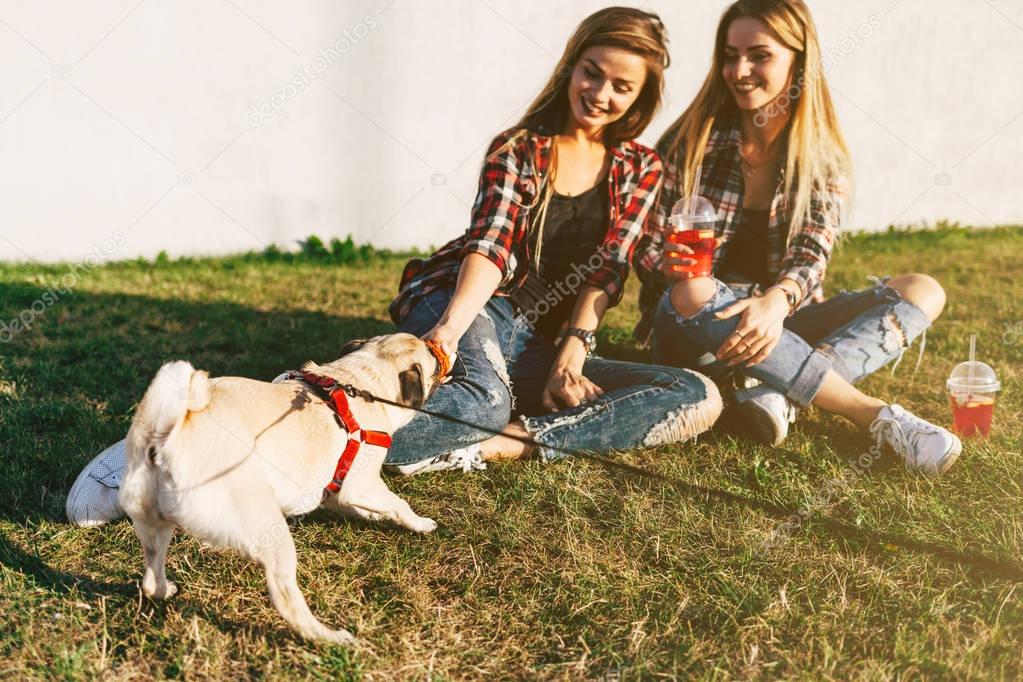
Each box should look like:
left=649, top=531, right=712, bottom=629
left=716, top=207, right=771, bottom=289
left=508, top=182, right=609, bottom=342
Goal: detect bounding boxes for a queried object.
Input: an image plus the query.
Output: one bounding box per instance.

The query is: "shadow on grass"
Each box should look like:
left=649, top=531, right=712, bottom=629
left=0, top=281, right=396, bottom=527
left=2, top=278, right=1020, bottom=620
left=0, top=281, right=400, bottom=642
left=0, top=527, right=286, bottom=642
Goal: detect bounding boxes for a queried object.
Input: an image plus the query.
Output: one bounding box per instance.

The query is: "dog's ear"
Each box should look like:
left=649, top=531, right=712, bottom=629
left=340, top=338, right=367, bottom=357
left=398, top=363, right=426, bottom=409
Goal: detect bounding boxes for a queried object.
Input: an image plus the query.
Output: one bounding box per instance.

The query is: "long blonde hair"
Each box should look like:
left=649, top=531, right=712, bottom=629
left=659, top=0, right=850, bottom=240
left=494, top=7, right=670, bottom=266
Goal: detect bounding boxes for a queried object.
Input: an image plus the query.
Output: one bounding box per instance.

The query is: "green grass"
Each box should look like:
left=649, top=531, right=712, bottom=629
left=1, top=225, right=1021, bottom=680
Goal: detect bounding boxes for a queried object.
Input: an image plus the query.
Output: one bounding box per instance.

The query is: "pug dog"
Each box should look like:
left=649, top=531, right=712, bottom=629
left=118, top=333, right=452, bottom=644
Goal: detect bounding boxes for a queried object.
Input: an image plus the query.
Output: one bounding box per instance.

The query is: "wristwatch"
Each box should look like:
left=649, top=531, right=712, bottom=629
left=561, top=327, right=597, bottom=356
left=765, top=285, right=799, bottom=314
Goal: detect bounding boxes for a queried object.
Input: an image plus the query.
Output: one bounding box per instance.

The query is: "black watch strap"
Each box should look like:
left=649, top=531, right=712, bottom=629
left=562, top=327, right=597, bottom=355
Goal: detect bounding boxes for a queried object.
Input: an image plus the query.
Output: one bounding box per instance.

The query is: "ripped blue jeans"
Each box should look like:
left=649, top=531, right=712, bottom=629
left=650, top=278, right=932, bottom=406
left=385, top=286, right=722, bottom=464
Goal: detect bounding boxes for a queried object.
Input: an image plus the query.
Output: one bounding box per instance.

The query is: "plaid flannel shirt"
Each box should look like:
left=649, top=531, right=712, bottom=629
left=632, top=111, right=846, bottom=344
left=389, top=126, right=663, bottom=324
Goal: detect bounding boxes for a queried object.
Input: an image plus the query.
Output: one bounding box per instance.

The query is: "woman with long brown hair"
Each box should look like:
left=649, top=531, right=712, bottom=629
left=635, top=0, right=959, bottom=474
left=378, top=6, right=723, bottom=473
left=67, top=7, right=724, bottom=526
left=67, top=8, right=726, bottom=529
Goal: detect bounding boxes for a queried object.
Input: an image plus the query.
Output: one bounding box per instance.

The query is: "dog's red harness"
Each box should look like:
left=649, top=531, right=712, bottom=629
left=285, top=339, right=450, bottom=501
left=286, top=370, right=393, bottom=500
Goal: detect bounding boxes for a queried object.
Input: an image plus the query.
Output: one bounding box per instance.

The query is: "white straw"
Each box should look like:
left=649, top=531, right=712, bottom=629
left=689, top=166, right=704, bottom=217
left=968, top=334, right=977, bottom=402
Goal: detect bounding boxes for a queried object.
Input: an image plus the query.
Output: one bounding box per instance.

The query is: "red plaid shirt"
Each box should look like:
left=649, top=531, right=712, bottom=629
left=632, top=111, right=846, bottom=344
left=389, top=127, right=663, bottom=323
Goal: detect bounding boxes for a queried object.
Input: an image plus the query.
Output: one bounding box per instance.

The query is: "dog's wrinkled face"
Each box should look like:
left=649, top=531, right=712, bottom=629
left=338, top=333, right=454, bottom=409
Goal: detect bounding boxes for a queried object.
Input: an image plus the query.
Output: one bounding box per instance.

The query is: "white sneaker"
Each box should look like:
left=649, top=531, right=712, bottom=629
left=66, top=439, right=127, bottom=527
left=870, top=404, right=962, bottom=476
left=734, top=384, right=799, bottom=446
left=67, top=371, right=294, bottom=527
left=388, top=444, right=487, bottom=477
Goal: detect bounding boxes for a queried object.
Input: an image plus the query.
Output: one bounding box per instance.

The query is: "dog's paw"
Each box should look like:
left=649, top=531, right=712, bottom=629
left=323, top=628, right=357, bottom=646
left=409, top=516, right=437, bottom=534
left=143, top=579, right=178, bottom=600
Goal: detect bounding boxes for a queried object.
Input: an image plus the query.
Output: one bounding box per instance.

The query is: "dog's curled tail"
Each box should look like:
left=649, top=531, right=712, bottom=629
left=131, top=361, right=211, bottom=460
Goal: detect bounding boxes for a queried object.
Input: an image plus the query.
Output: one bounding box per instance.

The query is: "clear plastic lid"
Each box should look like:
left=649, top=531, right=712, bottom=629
left=946, top=361, right=1000, bottom=393
left=669, top=196, right=717, bottom=227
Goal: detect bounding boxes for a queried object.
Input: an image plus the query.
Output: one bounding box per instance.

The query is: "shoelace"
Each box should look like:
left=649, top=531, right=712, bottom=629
left=447, top=446, right=486, bottom=472
left=871, top=410, right=941, bottom=469
left=870, top=416, right=914, bottom=466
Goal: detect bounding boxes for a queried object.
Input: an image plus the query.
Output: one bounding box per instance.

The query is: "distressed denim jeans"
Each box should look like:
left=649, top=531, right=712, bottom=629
left=651, top=277, right=932, bottom=407
left=386, top=287, right=722, bottom=464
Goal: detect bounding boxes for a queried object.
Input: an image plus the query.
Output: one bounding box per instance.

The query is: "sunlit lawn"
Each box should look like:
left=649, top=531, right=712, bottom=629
left=0, top=225, right=1020, bottom=679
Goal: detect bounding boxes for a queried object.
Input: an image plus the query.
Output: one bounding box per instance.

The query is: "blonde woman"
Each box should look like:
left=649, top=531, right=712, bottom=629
left=385, top=6, right=722, bottom=473
left=634, top=0, right=959, bottom=474
left=67, top=8, right=722, bottom=525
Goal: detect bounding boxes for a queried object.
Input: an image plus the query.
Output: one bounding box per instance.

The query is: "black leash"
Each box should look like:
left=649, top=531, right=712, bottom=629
left=333, top=382, right=1023, bottom=582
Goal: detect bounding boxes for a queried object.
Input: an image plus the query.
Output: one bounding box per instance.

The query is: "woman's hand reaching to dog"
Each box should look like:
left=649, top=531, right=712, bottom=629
left=422, top=253, right=504, bottom=357
left=421, top=324, right=460, bottom=359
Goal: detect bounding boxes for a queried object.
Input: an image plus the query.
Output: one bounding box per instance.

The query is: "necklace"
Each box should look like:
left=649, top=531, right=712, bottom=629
left=738, top=141, right=782, bottom=179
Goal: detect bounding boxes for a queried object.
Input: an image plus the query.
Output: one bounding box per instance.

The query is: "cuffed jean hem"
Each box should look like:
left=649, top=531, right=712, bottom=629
left=786, top=348, right=833, bottom=406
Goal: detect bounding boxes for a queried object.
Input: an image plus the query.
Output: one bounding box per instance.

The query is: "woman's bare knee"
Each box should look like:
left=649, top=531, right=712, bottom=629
left=887, top=273, right=946, bottom=322
left=669, top=276, right=717, bottom=318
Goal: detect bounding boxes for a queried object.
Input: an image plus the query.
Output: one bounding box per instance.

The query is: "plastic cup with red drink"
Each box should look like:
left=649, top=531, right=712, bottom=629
left=946, top=335, right=1001, bottom=438
left=665, top=195, right=717, bottom=278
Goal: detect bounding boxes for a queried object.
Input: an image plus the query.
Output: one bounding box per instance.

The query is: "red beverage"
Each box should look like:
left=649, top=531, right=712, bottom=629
left=667, top=229, right=715, bottom=277
left=950, top=394, right=995, bottom=438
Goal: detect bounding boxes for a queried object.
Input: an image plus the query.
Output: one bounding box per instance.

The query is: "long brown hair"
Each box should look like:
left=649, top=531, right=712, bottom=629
left=520, top=6, right=670, bottom=145
left=497, top=7, right=670, bottom=265
left=659, top=0, right=850, bottom=240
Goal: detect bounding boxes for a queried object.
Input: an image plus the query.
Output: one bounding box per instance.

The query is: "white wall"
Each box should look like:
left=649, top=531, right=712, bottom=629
left=1, top=0, right=1020, bottom=263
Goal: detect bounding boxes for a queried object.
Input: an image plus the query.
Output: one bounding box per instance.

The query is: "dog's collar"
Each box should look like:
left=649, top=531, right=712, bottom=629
left=423, top=339, right=451, bottom=381
left=286, top=370, right=393, bottom=500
